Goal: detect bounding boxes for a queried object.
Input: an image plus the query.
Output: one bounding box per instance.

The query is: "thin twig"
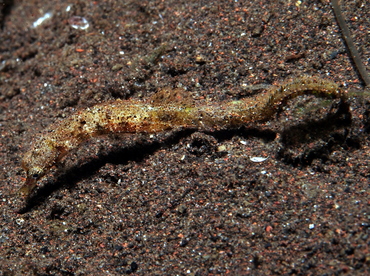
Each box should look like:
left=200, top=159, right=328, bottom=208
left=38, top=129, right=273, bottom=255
left=331, top=0, right=370, bottom=87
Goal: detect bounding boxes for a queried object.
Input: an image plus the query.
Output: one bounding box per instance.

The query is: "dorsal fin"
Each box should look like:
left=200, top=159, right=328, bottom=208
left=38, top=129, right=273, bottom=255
left=149, top=87, right=195, bottom=107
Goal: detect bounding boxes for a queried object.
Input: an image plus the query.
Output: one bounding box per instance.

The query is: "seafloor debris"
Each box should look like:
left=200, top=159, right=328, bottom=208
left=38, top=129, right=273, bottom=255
left=32, top=12, right=53, bottom=28
left=68, top=16, right=89, bottom=30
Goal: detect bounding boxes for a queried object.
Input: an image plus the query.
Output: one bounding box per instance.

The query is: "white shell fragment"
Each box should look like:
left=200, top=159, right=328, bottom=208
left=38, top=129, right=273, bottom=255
left=250, top=156, right=269, bottom=163
left=32, top=12, right=53, bottom=28
left=68, top=16, right=89, bottom=30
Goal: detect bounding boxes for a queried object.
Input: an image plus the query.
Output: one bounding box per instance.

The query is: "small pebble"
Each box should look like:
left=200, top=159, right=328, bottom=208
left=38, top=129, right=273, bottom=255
left=68, top=16, right=89, bottom=30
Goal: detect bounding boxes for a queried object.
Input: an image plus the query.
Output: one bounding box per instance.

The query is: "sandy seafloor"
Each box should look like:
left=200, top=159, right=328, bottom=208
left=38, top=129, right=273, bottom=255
left=0, top=0, right=369, bottom=275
